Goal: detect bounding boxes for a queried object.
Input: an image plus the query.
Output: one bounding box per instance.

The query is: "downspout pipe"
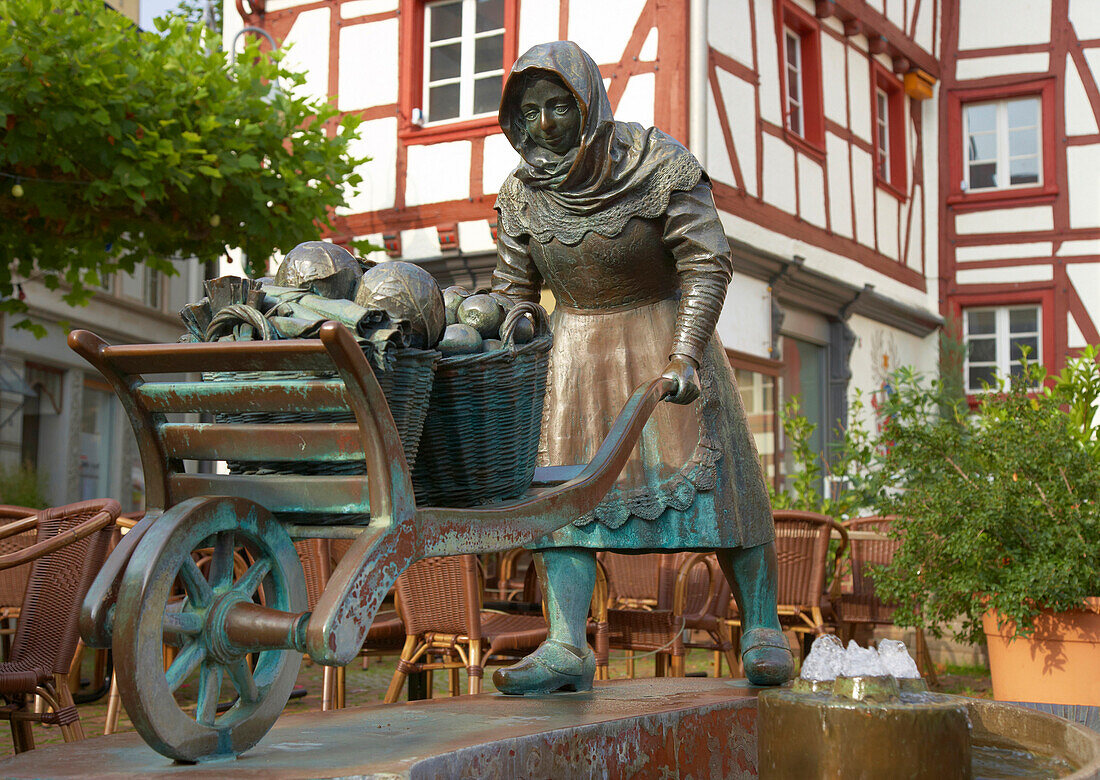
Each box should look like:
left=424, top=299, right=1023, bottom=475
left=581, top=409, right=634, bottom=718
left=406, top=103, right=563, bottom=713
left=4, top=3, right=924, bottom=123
left=689, top=0, right=708, bottom=167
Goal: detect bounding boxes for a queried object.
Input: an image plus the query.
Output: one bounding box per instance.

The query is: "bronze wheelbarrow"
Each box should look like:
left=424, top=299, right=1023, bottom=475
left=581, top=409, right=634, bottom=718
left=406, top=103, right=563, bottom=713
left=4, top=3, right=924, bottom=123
left=69, top=322, right=675, bottom=763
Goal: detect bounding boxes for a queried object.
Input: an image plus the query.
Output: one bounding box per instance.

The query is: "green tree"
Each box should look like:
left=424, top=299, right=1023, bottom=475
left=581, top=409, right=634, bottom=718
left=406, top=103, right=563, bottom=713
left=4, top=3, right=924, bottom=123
left=0, top=0, right=365, bottom=333
left=167, top=0, right=222, bottom=35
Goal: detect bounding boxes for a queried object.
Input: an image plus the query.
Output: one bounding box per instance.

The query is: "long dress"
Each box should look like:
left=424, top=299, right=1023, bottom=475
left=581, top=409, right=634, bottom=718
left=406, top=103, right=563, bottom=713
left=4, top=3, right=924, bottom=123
left=491, top=41, right=774, bottom=552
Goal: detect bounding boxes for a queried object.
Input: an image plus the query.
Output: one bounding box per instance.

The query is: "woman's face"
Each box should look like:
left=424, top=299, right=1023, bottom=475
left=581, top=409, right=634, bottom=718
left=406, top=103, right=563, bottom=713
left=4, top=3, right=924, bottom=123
left=519, top=77, right=581, bottom=155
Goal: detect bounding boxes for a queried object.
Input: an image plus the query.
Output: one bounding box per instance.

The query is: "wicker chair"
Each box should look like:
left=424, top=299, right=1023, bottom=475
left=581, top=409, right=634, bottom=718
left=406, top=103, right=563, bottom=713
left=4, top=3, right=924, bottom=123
left=599, top=552, right=728, bottom=678
left=840, top=516, right=937, bottom=682
left=384, top=555, right=548, bottom=702
left=0, top=499, right=119, bottom=752
left=726, top=511, right=849, bottom=663
left=0, top=505, right=39, bottom=661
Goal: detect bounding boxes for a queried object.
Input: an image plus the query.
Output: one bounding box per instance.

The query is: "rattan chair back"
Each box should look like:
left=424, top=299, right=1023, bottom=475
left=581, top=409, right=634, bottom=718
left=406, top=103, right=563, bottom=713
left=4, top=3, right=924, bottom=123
left=0, top=506, right=38, bottom=616
left=599, top=552, right=664, bottom=608
left=844, top=515, right=900, bottom=624
left=394, top=555, right=481, bottom=639
left=295, top=538, right=332, bottom=610
left=772, top=510, right=840, bottom=614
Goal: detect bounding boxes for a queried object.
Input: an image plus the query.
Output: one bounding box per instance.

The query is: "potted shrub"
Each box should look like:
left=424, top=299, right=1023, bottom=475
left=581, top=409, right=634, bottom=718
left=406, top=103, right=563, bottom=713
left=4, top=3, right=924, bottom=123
left=872, top=347, right=1100, bottom=705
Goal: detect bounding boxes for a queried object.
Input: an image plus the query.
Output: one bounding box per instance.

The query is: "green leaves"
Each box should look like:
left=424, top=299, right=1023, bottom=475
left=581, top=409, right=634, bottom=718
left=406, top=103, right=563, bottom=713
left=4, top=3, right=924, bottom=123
left=0, top=0, right=366, bottom=324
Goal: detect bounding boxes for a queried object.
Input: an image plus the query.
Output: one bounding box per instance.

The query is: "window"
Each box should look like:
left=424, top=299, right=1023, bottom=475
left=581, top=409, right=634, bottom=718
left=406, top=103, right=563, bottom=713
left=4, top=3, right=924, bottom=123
left=964, top=97, right=1041, bottom=191
left=422, top=0, right=505, bottom=124
left=964, top=305, right=1041, bottom=391
left=873, top=64, right=906, bottom=193
left=143, top=268, right=161, bottom=309
left=777, top=1, right=824, bottom=151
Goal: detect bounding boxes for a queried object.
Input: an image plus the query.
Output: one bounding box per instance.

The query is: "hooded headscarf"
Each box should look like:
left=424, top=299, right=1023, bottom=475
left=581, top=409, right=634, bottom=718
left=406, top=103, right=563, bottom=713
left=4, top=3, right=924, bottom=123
left=495, top=41, right=704, bottom=246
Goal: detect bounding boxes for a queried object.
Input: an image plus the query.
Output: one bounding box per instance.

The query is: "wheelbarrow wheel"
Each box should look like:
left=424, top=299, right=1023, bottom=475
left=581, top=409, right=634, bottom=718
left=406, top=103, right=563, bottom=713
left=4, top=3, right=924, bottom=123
left=112, top=496, right=306, bottom=762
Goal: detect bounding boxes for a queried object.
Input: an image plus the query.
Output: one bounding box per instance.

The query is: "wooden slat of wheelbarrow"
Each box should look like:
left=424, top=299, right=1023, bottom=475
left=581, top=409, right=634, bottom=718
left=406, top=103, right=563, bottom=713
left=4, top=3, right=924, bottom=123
left=160, top=423, right=364, bottom=461
left=99, top=339, right=333, bottom=375
left=169, top=474, right=369, bottom=515
left=137, top=380, right=350, bottom=414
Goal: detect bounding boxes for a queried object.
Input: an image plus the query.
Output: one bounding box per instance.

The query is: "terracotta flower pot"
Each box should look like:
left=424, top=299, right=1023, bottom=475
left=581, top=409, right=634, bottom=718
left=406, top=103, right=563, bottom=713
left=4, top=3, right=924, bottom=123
left=982, top=598, right=1100, bottom=706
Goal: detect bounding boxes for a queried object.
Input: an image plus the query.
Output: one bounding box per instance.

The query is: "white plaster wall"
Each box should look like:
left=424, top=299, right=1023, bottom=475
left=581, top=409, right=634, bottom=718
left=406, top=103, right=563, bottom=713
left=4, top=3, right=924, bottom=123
left=483, top=133, right=520, bottom=195
left=955, top=205, right=1054, bottom=234
left=718, top=69, right=758, bottom=197
left=956, top=53, right=1050, bottom=82
left=708, top=0, right=754, bottom=69
left=519, top=0, right=559, bottom=53
left=338, top=117, right=397, bottom=214
left=400, top=227, right=441, bottom=259
left=761, top=134, right=796, bottom=213
left=616, top=72, right=655, bottom=128
left=956, top=265, right=1054, bottom=285
left=914, top=0, right=934, bottom=55
left=338, top=18, right=398, bottom=111
left=958, top=0, right=1052, bottom=50
left=826, top=133, right=853, bottom=238
left=1067, top=144, right=1100, bottom=229
left=282, top=8, right=330, bottom=103
left=1069, top=0, right=1100, bottom=39
left=821, top=34, right=848, bottom=125
left=1086, top=51, right=1100, bottom=94
left=569, top=0, right=648, bottom=64
left=847, top=48, right=872, bottom=143
left=1067, top=264, right=1100, bottom=334
left=716, top=209, right=938, bottom=313
left=956, top=242, right=1054, bottom=262
left=717, top=273, right=772, bottom=358
left=405, top=141, right=472, bottom=207
left=848, top=314, right=938, bottom=401
left=1066, top=55, right=1100, bottom=136
left=341, top=0, right=397, bottom=18
left=639, top=27, right=658, bottom=61
left=705, top=88, right=739, bottom=188
left=1057, top=239, right=1100, bottom=256
left=457, top=220, right=496, bottom=253
left=922, top=88, right=940, bottom=287
left=1068, top=312, right=1087, bottom=348
left=850, top=147, right=875, bottom=247
left=755, top=0, right=783, bottom=125
left=876, top=190, right=899, bottom=261
left=798, top=154, right=827, bottom=229
left=885, top=0, right=905, bottom=29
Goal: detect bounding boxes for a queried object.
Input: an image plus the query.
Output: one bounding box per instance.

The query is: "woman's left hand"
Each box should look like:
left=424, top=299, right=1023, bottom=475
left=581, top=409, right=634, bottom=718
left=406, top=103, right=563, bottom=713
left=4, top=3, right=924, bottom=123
left=662, top=355, right=701, bottom=404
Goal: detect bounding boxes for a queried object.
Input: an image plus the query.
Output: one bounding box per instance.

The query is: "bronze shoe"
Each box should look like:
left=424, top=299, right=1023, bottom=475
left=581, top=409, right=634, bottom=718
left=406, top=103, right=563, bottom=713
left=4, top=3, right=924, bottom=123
left=741, top=627, right=794, bottom=686
left=492, top=640, right=596, bottom=696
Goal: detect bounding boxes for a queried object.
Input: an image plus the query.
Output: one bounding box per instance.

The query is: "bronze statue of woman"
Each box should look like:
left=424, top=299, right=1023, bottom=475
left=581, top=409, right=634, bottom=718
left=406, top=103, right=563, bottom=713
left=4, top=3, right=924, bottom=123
left=490, top=41, right=793, bottom=694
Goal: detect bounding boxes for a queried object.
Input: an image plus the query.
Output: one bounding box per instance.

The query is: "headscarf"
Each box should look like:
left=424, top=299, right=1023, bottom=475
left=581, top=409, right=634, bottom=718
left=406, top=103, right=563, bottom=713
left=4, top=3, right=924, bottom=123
left=495, top=41, right=703, bottom=246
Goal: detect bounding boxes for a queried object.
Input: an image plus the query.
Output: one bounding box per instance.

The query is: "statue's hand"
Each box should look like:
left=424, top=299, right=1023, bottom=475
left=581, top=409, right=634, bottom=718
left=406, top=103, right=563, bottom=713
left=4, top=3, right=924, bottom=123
left=661, top=354, right=701, bottom=405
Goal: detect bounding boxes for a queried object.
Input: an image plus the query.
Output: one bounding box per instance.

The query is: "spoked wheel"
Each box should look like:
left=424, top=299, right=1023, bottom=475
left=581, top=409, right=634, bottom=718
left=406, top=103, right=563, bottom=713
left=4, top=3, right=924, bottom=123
left=113, top=497, right=306, bottom=762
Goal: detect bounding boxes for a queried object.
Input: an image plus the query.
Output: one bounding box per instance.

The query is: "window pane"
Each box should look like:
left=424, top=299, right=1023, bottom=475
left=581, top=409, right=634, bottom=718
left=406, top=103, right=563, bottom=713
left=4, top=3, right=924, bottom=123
left=968, top=338, right=995, bottom=363
left=789, top=107, right=801, bottom=135
left=787, top=66, right=800, bottom=102
left=786, top=32, right=799, bottom=68
left=968, top=131, right=996, bottom=162
left=473, top=75, right=502, bottom=114
left=429, top=1, right=463, bottom=41
left=969, top=161, right=997, bottom=189
left=1007, top=97, right=1039, bottom=129
left=1010, top=336, right=1039, bottom=361
left=969, top=365, right=996, bottom=389
left=474, top=34, right=503, bottom=74
left=1009, top=126, right=1038, bottom=157
left=428, top=83, right=460, bottom=121
left=966, top=103, right=996, bottom=133
left=1009, top=308, right=1038, bottom=333
left=967, top=309, right=996, bottom=335
left=429, top=43, right=461, bottom=82
left=1009, top=156, right=1039, bottom=186
left=475, top=0, right=504, bottom=32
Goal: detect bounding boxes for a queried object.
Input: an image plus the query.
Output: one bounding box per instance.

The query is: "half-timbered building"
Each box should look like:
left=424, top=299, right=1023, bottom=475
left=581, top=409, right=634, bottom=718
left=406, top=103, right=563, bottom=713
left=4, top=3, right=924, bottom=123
left=222, top=0, right=961, bottom=482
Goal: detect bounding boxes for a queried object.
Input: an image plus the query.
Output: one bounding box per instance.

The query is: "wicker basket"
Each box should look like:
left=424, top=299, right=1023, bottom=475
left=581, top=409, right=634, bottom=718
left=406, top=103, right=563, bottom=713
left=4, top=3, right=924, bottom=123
left=412, top=302, right=552, bottom=507
left=208, top=346, right=439, bottom=476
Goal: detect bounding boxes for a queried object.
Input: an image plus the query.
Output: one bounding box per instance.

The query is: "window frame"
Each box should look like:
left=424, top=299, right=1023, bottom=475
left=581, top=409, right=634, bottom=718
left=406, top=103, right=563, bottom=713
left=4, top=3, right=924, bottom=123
left=775, top=0, right=825, bottom=156
left=399, top=0, right=519, bottom=145
left=946, top=77, right=1057, bottom=208
left=962, top=305, right=1043, bottom=392
left=871, top=61, right=907, bottom=199
left=950, top=289, right=1055, bottom=400
left=961, top=97, right=1042, bottom=194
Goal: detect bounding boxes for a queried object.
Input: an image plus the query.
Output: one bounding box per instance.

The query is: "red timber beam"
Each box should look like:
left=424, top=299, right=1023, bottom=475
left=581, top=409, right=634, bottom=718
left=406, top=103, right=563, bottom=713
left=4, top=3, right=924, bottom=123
left=814, top=0, right=940, bottom=80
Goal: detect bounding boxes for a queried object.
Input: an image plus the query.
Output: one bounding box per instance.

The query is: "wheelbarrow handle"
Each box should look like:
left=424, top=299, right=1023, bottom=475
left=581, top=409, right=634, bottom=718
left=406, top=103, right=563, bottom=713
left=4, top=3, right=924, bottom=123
left=415, top=374, right=678, bottom=556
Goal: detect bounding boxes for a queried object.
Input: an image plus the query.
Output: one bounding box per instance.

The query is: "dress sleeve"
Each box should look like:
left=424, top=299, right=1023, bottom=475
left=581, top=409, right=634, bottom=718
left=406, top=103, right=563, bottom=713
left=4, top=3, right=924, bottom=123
left=491, top=225, right=543, bottom=303
left=663, top=181, right=733, bottom=364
